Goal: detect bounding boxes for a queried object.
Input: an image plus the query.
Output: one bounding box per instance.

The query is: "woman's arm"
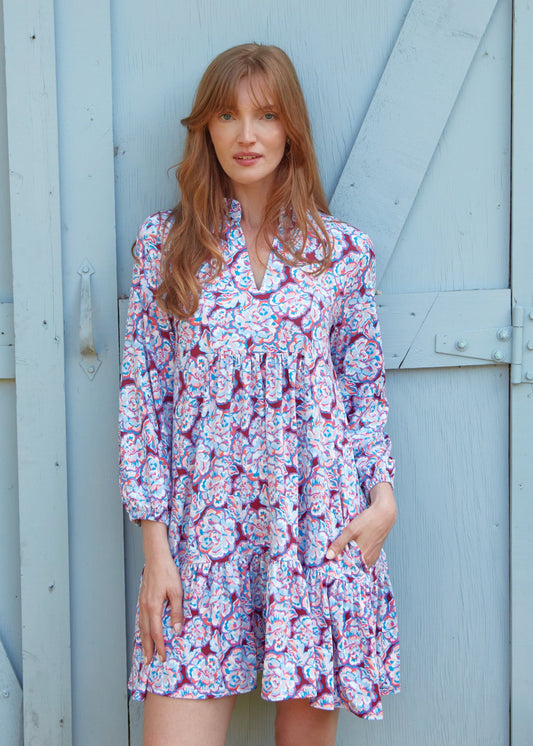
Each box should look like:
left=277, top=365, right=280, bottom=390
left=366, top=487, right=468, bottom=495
left=327, top=229, right=396, bottom=567
left=138, top=520, right=183, bottom=663
left=119, top=214, right=183, bottom=661
left=119, top=213, right=175, bottom=525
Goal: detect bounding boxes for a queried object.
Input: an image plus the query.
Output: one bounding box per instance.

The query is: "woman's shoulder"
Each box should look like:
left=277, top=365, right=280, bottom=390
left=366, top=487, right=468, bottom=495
left=136, top=210, right=174, bottom=249
left=317, top=212, right=374, bottom=269
left=133, top=210, right=174, bottom=289
left=320, top=212, right=372, bottom=247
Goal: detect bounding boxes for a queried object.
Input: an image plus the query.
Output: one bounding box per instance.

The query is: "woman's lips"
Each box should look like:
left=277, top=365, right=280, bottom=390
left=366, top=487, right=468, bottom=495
left=233, top=152, right=262, bottom=165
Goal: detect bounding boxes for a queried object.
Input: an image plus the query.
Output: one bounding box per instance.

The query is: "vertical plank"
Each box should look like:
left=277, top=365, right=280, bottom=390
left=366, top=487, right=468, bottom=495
left=2, top=0, right=72, bottom=742
left=53, top=0, right=129, bottom=742
left=329, top=0, right=500, bottom=283
left=0, top=5, right=22, bottom=714
left=510, top=2, right=533, bottom=744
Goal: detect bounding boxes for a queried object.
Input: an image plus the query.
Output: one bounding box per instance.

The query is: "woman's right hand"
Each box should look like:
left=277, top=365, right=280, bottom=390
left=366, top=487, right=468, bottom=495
left=139, top=520, right=184, bottom=664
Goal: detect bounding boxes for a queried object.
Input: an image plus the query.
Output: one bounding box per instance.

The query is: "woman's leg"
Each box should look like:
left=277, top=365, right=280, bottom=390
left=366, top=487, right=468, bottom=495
left=143, top=692, right=237, bottom=746
left=275, top=698, right=339, bottom=746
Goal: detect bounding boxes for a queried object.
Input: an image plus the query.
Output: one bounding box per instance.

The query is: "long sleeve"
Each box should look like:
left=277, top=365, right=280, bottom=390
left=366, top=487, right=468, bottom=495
left=329, top=230, right=394, bottom=496
left=119, top=213, right=175, bottom=524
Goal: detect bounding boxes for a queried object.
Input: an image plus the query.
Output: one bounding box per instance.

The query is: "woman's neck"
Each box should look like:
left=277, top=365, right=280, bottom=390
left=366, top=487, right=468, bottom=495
left=232, top=184, right=271, bottom=230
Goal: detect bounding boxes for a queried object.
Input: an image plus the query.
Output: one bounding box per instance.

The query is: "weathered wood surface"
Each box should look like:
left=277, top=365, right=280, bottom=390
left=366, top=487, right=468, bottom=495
left=510, top=2, right=533, bottom=744
left=53, top=0, right=129, bottom=743
left=2, top=0, right=72, bottom=742
left=330, top=0, right=500, bottom=284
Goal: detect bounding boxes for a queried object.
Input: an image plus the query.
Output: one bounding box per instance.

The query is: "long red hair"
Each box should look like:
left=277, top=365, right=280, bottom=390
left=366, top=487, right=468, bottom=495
left=157, top=43, right=332, bottom=319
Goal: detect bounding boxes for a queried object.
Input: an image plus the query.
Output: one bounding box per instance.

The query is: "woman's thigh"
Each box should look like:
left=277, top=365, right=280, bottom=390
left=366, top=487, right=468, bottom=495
left=275, top=698, right=339, bottom=746
left=143, top=692, right=237, bottom=746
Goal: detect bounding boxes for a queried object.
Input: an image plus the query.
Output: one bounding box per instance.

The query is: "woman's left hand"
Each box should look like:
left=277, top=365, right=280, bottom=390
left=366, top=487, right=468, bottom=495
left=326, top=482, right=397, bottom=568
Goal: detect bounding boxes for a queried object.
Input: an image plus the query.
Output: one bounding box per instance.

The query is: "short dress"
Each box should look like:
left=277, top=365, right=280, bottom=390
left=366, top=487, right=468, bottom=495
left=119, top=200, right=400, bottom=720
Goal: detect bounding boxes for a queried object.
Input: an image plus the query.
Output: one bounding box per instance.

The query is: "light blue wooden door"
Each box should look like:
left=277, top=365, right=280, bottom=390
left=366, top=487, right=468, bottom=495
left=4, top=1, right=531, bottom=744
left=112, top=1, right=513, bottom=745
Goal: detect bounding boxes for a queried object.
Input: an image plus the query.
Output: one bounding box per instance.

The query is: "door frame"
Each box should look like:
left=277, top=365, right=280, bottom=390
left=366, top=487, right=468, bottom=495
left=510, top=2, right=533, bottom=743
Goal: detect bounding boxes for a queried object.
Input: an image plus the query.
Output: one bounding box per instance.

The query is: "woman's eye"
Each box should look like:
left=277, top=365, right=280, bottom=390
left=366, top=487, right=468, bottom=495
left=263, top=112, right=277, bottom=120
left=220, top=113, right=233, bottom=121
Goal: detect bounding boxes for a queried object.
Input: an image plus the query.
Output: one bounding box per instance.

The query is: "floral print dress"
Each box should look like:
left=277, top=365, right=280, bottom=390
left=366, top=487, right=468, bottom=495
left=119, top=200, right=400, bottom=720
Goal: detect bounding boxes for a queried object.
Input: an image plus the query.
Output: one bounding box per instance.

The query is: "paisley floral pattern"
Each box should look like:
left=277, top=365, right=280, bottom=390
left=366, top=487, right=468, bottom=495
left=119, top=201, right=399, bottom=719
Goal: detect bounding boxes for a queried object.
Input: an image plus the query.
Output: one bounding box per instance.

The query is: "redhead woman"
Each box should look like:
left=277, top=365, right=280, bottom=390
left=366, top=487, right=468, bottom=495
left=119, top=43, right=400, bottom=746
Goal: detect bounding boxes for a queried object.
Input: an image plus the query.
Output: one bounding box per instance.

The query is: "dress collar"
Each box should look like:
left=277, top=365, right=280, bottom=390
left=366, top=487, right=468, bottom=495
left=225, top=198, right=242, bottom=228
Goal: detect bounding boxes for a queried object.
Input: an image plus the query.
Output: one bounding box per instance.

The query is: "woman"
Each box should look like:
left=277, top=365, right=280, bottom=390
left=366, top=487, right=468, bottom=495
left=119, top=43, right=399, bottom=746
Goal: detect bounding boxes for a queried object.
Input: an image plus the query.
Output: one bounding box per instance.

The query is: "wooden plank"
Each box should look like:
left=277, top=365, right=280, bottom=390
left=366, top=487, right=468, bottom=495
left=377, top=288, right=511, bottom=369
left=510, top=2, right=533, bottom=743
left=53, top=1, right=129, bottom=742
left=0, top=638, right=22, bottom=746
left=0, top=6, right=22, bottom=733
left=330, top=0, right=500, bottom=283
left=2, top=0, right=72, bottom=742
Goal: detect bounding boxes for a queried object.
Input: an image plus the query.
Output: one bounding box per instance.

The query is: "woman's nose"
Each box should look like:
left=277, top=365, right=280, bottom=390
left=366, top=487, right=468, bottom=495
left=237, top=117, right=256, bottom=144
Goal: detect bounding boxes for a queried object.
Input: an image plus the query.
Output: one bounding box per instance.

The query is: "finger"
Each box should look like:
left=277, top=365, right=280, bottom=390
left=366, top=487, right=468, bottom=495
left=149, top=612, right=167, bottom=662
left=326, top=524, right=355, bottom=560
left=139, top=614, right=154, bottom=666
left=168, top=585, right=184, bottom=635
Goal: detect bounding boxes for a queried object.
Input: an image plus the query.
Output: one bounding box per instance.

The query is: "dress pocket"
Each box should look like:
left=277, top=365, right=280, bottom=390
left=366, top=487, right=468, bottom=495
left=347, top=538, right=375, bottom=574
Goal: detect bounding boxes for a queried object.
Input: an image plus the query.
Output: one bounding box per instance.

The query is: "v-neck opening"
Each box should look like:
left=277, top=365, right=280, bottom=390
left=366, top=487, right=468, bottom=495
left=225, top=202, right=280, bottom=292
left=246, top=246, right=272, bottom=292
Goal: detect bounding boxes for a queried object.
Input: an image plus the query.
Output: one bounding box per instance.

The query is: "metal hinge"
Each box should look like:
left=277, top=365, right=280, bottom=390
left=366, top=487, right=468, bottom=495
left=435, top=306, right=533, bottom=384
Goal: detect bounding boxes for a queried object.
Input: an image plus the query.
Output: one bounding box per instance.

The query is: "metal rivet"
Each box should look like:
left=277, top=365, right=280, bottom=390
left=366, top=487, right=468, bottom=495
left=527, top=340, right=533, bottom=351
left=456, top=338, right=468, bottom=350
left=82, top=266, right=89, bottom=273
left=529, top=311, right=533, bottom=321
left=1, top=690, right=9, bottom=699
left=492, top=350, right=504, bottom=362
left=87, top=366, right=95, bottom=374
left=526, top=371, right=533, bottom=381
left=497, top=328, right=511, bottom=341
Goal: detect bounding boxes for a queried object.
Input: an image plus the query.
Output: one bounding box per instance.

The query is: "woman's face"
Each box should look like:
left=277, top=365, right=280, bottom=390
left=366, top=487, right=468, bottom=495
left=208, top=76, right=287, bottom=197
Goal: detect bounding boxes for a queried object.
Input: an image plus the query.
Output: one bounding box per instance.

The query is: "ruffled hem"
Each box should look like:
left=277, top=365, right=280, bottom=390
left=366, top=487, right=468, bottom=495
left=128, top=549, right=399, bottom=720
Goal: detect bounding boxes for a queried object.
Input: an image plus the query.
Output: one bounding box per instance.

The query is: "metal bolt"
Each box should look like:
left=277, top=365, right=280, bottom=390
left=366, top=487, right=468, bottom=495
left=492, top=350, right=504, bottom=362
left=87, top=366, right=95, bottom=374
left=2, top=690, right=9, bottom=699
left=497, top=328, right=511, bottom=341
left=527, top=340, right=533, bottom=351
left=456, top=338, right=468, bottom=351
left=526, top=371, right=533, bottom=381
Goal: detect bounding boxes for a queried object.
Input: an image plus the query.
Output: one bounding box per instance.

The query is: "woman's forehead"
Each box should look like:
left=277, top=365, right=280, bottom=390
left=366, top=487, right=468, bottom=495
left=224, top=73, right=277, bottom=108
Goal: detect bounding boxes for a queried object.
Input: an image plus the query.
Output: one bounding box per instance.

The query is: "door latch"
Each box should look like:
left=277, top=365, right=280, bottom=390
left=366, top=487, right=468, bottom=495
left=78, top=260, right=101, bottom=380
